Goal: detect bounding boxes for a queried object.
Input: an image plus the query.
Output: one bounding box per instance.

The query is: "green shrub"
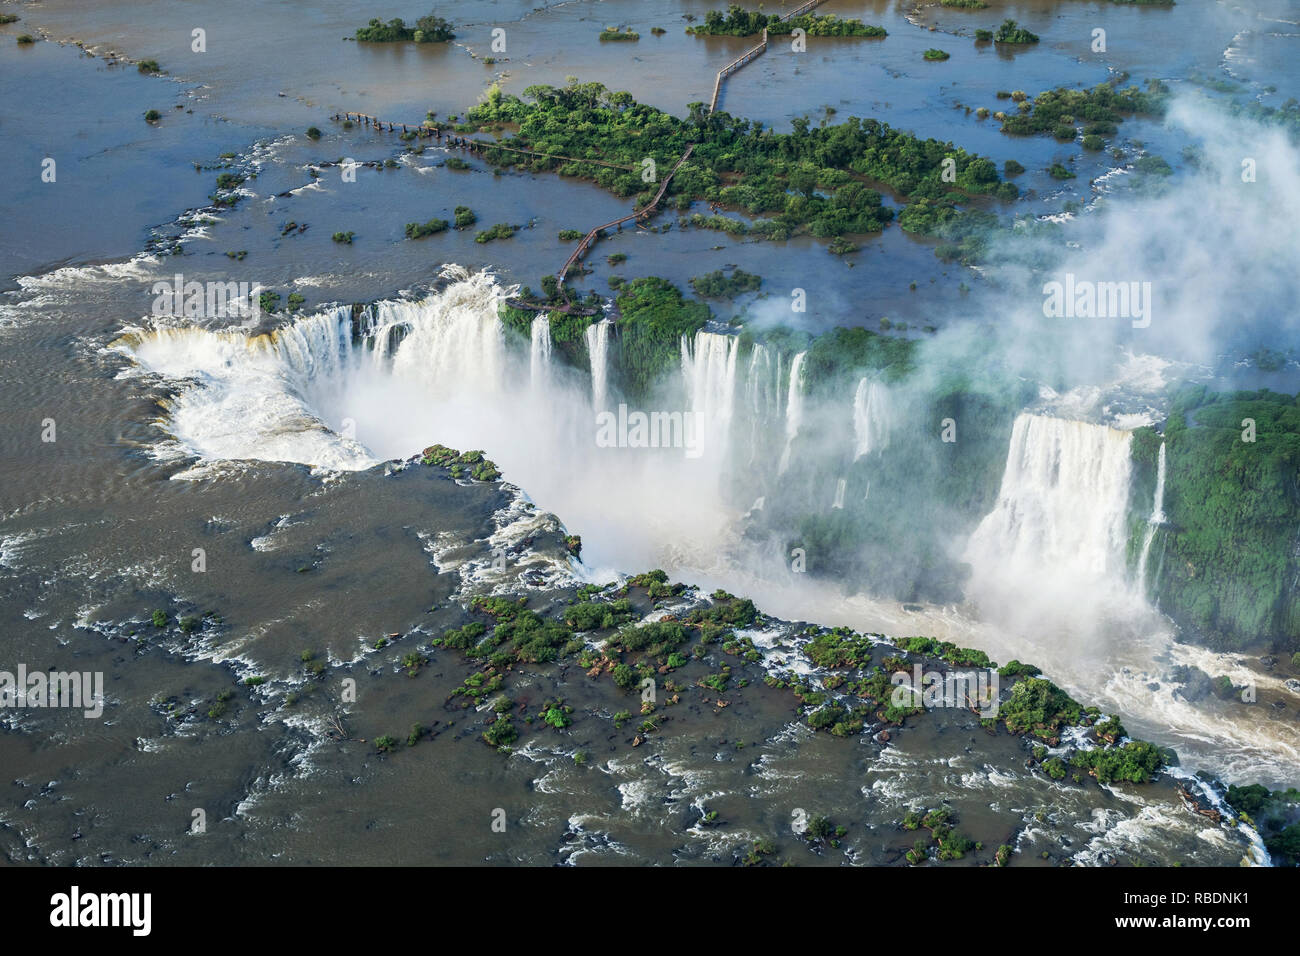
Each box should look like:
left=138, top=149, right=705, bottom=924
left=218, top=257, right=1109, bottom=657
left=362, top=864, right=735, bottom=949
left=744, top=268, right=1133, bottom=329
left=483, top=718, right=518, bottom=747
left=405, top=218, right=449, bottom=239
left=993, top=19, right=1038, bottom=43
left=474, top=223, right=516, bottom=243
left=453, top=205, right=477, bottom=229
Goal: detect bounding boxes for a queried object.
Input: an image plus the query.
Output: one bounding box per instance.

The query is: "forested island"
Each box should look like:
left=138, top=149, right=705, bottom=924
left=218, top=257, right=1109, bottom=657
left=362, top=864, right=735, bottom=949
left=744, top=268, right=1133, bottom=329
left=463, top=80, right=1011, bottom=257
left=687, top=6, right=887, bottom=38
left=354, top=12, right=454, bottom=43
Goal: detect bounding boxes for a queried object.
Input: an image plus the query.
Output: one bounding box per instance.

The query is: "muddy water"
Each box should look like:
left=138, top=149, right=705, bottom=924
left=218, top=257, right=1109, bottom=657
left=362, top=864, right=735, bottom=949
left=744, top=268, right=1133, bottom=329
left=0, top=0, right=1295, bottom=865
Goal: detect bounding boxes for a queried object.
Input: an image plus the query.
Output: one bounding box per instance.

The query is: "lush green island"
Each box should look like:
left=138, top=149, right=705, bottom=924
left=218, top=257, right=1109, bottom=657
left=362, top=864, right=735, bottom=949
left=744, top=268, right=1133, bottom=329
left=463, top=79, right=1013, bottom=258
left=689, top=268, right=762, bottom=298
left=998, top=81, right=1168, bottom=139
left=688, top=6, right=887, bottom=38
left=599, top=26, right=639, bottom=41
left=993, top=18, right=1039, bottom=44
left=354, top=12, right=454, bottom=43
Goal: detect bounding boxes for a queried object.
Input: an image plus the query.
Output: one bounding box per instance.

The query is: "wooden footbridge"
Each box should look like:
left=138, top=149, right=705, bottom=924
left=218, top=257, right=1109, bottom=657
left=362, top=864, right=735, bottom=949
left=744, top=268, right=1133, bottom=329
left=330, top=0, right=829, bottom=291
left=707, top=0, right=830, bottom=113
left=555, top=144, right=694, bottom=287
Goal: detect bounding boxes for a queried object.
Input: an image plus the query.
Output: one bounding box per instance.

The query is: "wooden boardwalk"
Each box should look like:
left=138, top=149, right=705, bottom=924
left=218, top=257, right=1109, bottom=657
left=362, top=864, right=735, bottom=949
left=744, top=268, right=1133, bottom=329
left=556, top=145, right=694, bottom=287
left=333, top=0, right=833, bottom=289
left=707, top=0, right=830, bottom=113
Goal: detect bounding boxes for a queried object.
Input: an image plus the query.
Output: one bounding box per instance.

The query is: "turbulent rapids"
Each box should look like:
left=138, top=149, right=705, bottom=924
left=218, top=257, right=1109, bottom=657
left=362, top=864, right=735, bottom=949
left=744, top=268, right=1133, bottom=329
left=116, top=266, right=1300, bottom=787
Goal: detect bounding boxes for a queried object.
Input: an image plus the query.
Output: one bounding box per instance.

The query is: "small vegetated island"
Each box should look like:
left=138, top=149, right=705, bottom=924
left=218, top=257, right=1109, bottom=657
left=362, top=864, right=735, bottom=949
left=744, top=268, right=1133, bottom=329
left=991, top=18, right=1039, bottom=44
left=354, top=12, right=455, bottom=43
left=599, top=26, right=639, bottom=41
left=687, top=5, right=886, bottom=37
left=689, top=268, right=762, bottom=299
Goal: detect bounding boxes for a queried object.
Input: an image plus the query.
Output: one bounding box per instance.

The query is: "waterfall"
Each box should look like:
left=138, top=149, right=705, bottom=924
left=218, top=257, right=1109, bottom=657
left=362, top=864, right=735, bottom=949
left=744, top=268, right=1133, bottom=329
left=1135, top=441, right=1167, bottom=589
left=965, top=414, right=1135, bottom=581
left=852, top=377, right=892, bottom=459
left=386, top=288, right=506, bottom=394
left=832, top=477, right=846, bottom=510
left=530, top=315, right=552, bottom=391
left=357, top=305, right=407, bottom=370
left=777, top=351, right=806, bottom=475
left=742, top=343, right=783, bottom=466
left=585, top=319, right=612, bottom=412
left=681, top=330, right=740, bottom=457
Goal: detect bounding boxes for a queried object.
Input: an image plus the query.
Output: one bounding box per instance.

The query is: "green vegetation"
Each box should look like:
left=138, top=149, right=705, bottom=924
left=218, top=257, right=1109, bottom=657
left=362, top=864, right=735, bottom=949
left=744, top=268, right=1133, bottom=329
left=999, top=81, right=1166, bottom=137
left=558, top=229, right=584, bottom=240
left=688, top=7, right=886, bottom=38
left=615, top=277, right=710, bottom=402
left=902, top=806, right=976, bottom=861
left=974, top=29, right=993, bottom=42
left=445, top=156, right=470, bottom=170
left=463, top=79, right=1013, bottom=258
left=1135, top=154, right=1173, bottom=176
left=1134, top=389, right=1300, bottom=651
left=0, top=14, right=21, bottom=24
left=1047, top=163, right=1075, bottom=180
left=1224, top=784, right=1300, bottom=862
left=405, top=218, right=448, bottom=239
left=16, top=33, right=34, bottom=44
left=923, top=49, right=950, bottom=61
left=689, top=268, right=761, bottom=299
left=305, top=126, right=322, bottom=140
left=999, top=677, right=1082, bottom=742
left=453, top=205, right=477, bottom=229
left=355, top=13, right=454, bottom=43
left=331, top=231, right=355, bottom=244
left=1070, top=741, right=1166, bottom=784
left=993, top=19, right=1038, bottom=44
left=151, top=610, right=168, bottom=628
left=138, top=59, right=161, bottom=73
left=599, top=27, right=639, bottom=41
left=941, top=0, right=987, bottom=7
left=474, top=223, right=516, bottom=243
left=144, top=109, right=161, bottom=123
